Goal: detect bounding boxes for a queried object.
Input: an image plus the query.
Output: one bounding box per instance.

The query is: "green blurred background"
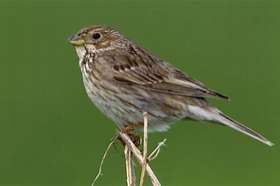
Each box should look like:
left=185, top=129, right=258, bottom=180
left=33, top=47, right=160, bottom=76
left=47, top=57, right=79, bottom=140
left=0, top=0, right=279, bottom=185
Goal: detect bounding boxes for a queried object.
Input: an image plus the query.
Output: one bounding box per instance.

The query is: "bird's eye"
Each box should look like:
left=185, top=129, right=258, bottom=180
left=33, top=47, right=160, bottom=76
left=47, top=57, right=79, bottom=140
left=92, top=33, right=101, bottom=40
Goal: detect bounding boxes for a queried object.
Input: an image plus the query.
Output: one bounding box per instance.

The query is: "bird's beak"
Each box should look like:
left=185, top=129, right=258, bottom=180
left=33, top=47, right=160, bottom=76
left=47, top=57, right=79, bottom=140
left=68, top=34, right=85, bottom=46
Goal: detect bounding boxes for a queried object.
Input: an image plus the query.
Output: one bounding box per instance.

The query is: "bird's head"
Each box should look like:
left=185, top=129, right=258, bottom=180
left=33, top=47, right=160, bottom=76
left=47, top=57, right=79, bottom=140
left=68, top=25, right=125, bottom=59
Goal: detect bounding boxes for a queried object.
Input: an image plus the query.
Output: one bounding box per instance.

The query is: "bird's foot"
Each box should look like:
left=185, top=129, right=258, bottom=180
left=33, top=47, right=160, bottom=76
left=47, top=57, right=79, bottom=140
left=119, top=125, right=142, bottom=147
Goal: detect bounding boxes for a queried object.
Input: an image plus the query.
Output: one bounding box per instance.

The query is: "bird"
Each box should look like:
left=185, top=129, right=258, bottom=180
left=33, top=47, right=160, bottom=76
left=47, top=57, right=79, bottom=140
left=68, top=25, right=273, bottom=146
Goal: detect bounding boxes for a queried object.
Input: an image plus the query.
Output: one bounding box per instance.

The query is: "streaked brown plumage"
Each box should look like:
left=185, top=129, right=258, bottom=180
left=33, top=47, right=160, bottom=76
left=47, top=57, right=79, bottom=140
left=69, top=25, right=273, bottom=146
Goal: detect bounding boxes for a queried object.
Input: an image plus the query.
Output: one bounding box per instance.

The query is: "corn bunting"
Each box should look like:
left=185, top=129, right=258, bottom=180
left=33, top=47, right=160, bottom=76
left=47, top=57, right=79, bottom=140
left=68, top=25, right=273, bottom=146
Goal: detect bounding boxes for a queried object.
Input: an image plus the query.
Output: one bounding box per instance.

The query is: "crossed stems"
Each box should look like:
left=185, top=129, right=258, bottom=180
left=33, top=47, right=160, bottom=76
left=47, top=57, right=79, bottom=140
left=92, top=112, right=166, bottom=186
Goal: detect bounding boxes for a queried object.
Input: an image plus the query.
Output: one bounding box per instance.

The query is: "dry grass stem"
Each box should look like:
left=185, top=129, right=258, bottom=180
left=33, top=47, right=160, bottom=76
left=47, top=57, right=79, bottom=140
left=118, top=131, right=161, bottom=186
left=91, top=135, right=118, bottom=186
left=92, top=114, right=164, bottom=186
left=148, top=139, right=167, bottom=161
left=124, top=146, right=136, bottom=186
left=140, top=112, right=148, bottom=186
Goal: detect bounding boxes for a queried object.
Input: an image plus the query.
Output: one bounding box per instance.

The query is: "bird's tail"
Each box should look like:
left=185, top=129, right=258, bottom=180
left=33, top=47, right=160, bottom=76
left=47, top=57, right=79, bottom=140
left=210, top=108, right=274, bottom=146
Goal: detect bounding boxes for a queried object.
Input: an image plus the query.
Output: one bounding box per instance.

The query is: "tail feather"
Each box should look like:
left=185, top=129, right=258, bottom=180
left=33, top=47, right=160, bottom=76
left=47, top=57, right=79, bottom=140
left=213, top=109, right=274, bottom=146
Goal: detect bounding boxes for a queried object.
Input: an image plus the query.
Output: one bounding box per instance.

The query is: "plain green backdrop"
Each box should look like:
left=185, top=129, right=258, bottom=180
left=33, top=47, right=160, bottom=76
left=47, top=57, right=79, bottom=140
left=0, top=0, right=279, bottom=185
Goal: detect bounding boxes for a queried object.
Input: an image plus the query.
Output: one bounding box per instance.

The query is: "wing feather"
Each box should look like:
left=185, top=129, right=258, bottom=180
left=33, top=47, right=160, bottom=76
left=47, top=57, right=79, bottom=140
left=110, top=47, right=229, bottom=100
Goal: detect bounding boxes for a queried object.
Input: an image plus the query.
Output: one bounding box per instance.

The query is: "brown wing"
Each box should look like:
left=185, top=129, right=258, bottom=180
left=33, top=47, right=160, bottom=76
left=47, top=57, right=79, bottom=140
left=111, top=46, right=229, bottom=100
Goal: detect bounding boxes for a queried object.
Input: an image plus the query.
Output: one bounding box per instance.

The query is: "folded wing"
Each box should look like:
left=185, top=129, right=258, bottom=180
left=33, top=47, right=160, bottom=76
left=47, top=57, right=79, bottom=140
left=111, top=50, right=229, bottom=100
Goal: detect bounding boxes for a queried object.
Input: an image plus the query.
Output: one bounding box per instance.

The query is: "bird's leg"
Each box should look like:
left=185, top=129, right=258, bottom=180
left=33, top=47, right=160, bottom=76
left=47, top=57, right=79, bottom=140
left=120, top=123, right=143, bottom=147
